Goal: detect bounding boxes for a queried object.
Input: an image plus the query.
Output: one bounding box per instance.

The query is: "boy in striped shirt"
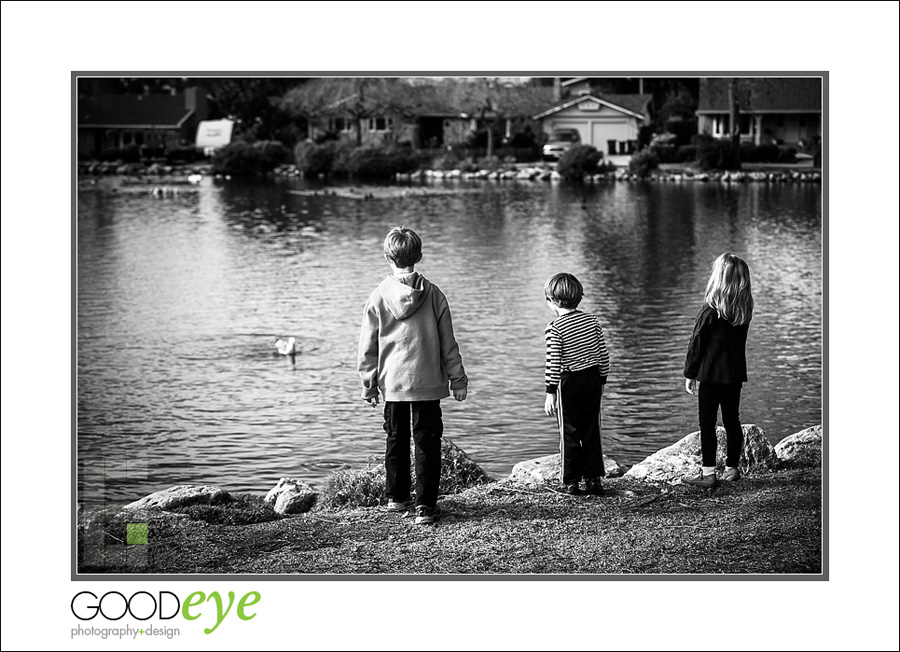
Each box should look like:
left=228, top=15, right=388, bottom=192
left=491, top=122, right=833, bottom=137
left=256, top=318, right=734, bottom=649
left=543, top=273, right=610, bottom=495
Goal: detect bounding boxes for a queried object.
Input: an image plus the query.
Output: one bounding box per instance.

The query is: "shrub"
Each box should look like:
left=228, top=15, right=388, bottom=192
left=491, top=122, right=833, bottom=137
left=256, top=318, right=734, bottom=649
left=166, top=145, right=201, bottom=164
left=319, top=439, right=492, bottom=510
left=557, top=144, right=602, bottom=181
left=676, top=145, right=697, bottom=162
left=739, top=143, right=760, bottom=163
left=294, top=140, right=340, bottom=176
left=119, top=144, right=142, bottom=163
left=756, top=143, right=780, bottom=163
left=650, top=144, right=678, bottom=164
left=253, top=140, right=291, bottom=171
left=628, top=148, right=660, bottom=178
left=384, top=146, right=421, bottom=175
left=431, top=150, right=465, bottom=171
left=475, top=156, right=503, bottom=172
left=319, top=463, right=386, bottom=509
left=778, top=146, right=797, bottom=163
left=693, top=134, right=741, bottom=171
left=212, top=142, right=260, bottom=176
left=98, top=145, right=142, bottom=163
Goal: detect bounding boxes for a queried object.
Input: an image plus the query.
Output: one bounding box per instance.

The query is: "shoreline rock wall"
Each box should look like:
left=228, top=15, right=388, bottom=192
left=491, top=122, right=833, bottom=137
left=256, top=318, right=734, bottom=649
left=120, top=424, right=822, bottom=512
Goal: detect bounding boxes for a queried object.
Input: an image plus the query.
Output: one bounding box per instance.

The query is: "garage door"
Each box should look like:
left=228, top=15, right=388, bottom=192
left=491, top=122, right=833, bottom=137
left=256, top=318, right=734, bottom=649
left=591, top=120, right=630, bottom=155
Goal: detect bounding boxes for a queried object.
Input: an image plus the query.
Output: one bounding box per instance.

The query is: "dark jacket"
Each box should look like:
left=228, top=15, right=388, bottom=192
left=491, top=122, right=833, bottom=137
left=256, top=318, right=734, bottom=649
left=683, top=304, right=750, bottom=384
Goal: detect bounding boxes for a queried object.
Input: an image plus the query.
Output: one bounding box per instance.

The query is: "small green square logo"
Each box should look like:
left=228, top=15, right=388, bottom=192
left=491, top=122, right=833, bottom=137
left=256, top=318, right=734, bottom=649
left=126, top=523, right=148, bottom=545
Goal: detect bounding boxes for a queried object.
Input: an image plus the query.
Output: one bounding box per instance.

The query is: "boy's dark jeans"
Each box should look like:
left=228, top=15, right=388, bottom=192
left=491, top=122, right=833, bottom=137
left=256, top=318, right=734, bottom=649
left=698, top=382, right=743, bottom=468
left=383, top=400, right=443, bottom=509
left=559, top=367, right=604, bottom=486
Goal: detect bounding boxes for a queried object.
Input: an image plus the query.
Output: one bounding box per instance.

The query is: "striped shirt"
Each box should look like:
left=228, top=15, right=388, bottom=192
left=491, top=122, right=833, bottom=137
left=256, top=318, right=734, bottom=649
left=544, top=310, right=610, bottom=393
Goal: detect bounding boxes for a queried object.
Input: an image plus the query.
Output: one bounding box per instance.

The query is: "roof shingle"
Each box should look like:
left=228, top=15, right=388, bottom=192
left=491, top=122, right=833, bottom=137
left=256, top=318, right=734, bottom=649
left=697, top=78, right=822, bottom=113
left=79, top=93, right=191, bottom=127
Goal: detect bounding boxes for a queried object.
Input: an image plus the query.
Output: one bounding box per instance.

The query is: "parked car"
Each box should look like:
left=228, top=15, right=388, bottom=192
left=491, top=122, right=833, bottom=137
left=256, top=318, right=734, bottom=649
left=542, top=129, right=581, bottom=161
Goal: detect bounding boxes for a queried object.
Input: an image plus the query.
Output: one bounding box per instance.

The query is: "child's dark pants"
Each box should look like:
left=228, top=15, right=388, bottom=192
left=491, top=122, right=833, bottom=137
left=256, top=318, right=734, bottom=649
left=383, top=400, right=443, bottom=508
left=559, top=366, right=605, bottom=485
left=698, top=382, right=743, bottom=468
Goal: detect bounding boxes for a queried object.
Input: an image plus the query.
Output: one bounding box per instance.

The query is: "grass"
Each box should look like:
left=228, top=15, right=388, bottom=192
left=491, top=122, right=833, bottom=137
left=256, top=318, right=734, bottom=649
left=77, top=467, right=821, bottom=576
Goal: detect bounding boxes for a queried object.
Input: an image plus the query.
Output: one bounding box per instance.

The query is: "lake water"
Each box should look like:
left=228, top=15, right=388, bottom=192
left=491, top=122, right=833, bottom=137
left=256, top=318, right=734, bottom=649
left=77, top=176, right=822, bottom=501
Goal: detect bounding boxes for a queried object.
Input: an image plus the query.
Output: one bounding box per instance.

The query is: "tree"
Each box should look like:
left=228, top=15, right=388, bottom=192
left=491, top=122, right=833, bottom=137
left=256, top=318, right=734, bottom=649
left=206, top=78, right=306, bottom=146
left=279, top=78, right=414, bottom=145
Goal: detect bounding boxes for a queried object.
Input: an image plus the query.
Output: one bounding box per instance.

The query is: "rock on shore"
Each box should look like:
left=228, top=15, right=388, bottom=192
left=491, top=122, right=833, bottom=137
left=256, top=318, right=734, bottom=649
left=506, top=454, right=626, bottom=486
left=623, top=424, right=776, bottom=484
left=775, top=425, right=822, bottom=468
left=123, top=484, right=232, bottom=511
left=264, top=478, right=317, bottom=515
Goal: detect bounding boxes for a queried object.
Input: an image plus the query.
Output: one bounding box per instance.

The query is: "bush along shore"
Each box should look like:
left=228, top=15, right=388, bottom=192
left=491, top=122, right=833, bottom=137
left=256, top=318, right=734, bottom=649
left=77, top=425, right=822, bottom=575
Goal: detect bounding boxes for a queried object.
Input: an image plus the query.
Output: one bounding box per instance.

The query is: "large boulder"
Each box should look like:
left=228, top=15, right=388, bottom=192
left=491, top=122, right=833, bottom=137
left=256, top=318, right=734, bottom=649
left=624, top=424, right=776, bottom=484
left=506, top=453, right=626, bottom=486
left=775, top=425, right=822, bottom=469
left=264, top=478, right=317, bottom=515
left=124, top=485, right=232, bottom=511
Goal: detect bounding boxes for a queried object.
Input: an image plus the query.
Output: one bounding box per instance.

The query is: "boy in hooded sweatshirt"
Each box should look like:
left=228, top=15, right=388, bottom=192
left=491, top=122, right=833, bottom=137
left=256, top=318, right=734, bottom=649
left=358, top=225, right=468, bottom=525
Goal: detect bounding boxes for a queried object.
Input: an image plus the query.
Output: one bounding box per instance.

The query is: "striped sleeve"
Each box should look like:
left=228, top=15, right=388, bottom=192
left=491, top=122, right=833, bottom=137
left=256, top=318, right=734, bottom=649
left=544, top=323, right=561, bottom=393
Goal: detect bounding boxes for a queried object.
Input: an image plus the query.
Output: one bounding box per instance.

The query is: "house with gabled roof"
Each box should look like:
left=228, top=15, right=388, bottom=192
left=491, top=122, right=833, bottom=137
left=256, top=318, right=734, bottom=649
left=300, top=79, right=554, bottom=150
left=696, top=77, right=822, bottom=146
left=532, top=94, right=652, bottom=156
left=77, top=87, right=209, bottom=159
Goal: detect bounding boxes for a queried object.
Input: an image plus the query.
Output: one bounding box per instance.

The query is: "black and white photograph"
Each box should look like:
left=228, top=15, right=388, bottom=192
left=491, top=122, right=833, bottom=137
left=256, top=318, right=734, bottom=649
left=2, top=3, right=898, bottom=651
left=73, top=73, right=825, bottom=576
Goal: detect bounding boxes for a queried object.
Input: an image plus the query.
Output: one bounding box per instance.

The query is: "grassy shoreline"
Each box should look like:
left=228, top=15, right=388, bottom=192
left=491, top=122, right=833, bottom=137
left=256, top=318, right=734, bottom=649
left=78, top=467, right=821, bottom=576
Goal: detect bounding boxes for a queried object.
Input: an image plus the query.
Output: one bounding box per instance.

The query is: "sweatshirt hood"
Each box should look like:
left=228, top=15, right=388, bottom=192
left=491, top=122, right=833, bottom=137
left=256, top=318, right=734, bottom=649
left=381, top=273, right=430, bottom=320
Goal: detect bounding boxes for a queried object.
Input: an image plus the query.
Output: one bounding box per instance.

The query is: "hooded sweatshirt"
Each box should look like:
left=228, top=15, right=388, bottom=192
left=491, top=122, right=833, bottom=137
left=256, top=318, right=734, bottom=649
left=358, top=272, right=468, bottom=402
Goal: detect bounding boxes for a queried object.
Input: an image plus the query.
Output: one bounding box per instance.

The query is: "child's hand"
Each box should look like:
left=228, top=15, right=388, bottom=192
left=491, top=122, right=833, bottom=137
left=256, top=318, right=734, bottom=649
left=685, top=378, right=698, bottom=395
left=365, top=396, right=380, bottom=408
left=544, top=393, right=557, bottom=417
left=452, top=388, right=467, bottom=402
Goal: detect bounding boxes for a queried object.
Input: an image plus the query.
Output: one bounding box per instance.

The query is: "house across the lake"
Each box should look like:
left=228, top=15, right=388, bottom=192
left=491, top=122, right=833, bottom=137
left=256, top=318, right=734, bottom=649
left=532, top=93, right=652, bottom=156
left=696, top=77, right=822, bottom=146
left=77, top=86, right=210, bottom=159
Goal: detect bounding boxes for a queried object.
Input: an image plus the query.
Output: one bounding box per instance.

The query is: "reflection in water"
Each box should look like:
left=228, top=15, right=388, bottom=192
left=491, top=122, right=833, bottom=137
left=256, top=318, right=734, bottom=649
left=78, top=177, right=822, bottom=500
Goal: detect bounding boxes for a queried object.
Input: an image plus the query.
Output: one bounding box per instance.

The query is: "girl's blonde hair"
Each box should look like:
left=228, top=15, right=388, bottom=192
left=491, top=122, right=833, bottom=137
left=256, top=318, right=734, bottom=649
left=704, top=252, right=754, bottom=326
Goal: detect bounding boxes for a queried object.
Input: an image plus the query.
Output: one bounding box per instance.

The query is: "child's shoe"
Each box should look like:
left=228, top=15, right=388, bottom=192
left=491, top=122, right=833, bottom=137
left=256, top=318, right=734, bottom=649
left=563, top=483, right=582, bottom=496
left=386, top=498, right=414, bottom=512
left=414, top=505, right=436, bottom=525
left=721, top=467, right=741, bottom=482
left=584, top=477, right=603, bottom=495
left=683, top=471, right=718, bottom=488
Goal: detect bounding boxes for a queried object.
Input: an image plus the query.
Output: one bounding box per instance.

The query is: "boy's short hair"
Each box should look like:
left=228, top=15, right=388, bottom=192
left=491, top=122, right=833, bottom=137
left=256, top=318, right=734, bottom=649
left=383, top=225, right=422, bottom=268
left=544, top=272, right=583, bottom=309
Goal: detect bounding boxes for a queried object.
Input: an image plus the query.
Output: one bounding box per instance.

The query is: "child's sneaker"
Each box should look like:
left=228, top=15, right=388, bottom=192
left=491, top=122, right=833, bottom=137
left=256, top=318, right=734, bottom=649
left=683, top=471, right=718, bottom=488
left=584, top=478, right=603, bottom=495
left=386, top=498, right=414, bottom=512
left=414, top=505, right=436, bottom=525
left=721, top=467, right=741, bottom=482
left=563, top=483, right=582, bottom=496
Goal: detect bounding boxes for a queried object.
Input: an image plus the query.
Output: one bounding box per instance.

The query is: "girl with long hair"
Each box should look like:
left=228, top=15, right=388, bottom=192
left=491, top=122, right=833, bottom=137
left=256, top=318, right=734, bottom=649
left=683, top=252, right=754, bottom=488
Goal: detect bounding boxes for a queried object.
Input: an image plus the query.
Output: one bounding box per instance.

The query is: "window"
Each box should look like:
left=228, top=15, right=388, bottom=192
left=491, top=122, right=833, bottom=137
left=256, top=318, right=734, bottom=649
left=368, top=116, right=390, bottom=132
left=122, top=132, right=133, bottom=145
left=712, top=115, right=729, bottom=138
left=712, top=114, right=751, bottom=138
left=330, top=118, right=352, bottom=133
